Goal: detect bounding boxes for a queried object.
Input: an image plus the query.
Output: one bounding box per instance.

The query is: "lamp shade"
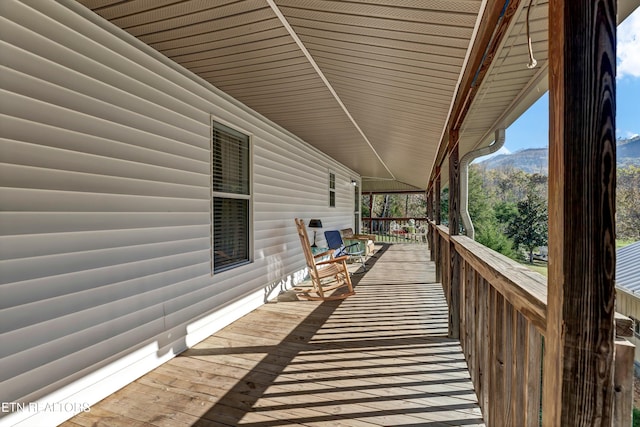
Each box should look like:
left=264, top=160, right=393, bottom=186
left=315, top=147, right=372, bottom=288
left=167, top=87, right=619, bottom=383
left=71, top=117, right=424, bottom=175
left=308, top=219, right=323, bottom=228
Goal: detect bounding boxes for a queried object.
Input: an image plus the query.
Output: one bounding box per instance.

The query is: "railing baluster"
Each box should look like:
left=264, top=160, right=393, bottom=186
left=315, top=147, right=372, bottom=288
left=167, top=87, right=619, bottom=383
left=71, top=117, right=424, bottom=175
left=614, top=339, right=634, bottom=427
left=489, top=288, right=503, bottom=424
left=526, top=322, right=543, bottom=427
left=361, top=217, right=429, bottom=243
left=504, top=303, right=515, bottom=424
left=513, top=311, right=527, bottom=427
left=429, top=222, right=633, bottom=425
left=466, top=264, right=471, bottom=363
left=480, top=277, right=490, bottom=420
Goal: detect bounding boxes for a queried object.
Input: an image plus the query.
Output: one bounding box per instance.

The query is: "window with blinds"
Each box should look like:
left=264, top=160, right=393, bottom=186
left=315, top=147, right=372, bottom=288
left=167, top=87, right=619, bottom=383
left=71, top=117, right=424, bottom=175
left=212, top=121, right=251, bottom=273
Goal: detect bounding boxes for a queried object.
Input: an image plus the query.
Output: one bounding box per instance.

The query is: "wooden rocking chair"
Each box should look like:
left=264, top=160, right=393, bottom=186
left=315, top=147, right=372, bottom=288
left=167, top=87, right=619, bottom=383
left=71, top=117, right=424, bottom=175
left=294, top=218, right=355, bottom=301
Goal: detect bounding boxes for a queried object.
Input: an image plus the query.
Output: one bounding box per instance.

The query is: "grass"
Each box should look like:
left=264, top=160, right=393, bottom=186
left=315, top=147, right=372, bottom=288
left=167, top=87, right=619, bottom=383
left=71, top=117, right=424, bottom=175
left=618, top=239, right=637, bottom=249
left=521, top=260, right=548, bottom=277
left=519, top=239, right=637, bottom=276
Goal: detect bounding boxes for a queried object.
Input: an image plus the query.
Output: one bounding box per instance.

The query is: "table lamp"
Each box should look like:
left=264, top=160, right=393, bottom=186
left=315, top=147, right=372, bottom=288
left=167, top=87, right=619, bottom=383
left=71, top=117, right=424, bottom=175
left=308, top=219, right=323, bottom=247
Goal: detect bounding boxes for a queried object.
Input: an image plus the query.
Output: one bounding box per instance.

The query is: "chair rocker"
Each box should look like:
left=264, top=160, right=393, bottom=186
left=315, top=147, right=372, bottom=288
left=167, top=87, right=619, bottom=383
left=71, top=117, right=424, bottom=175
left=294, top=218, right=355, bottom=301
left=324, top=230, right=367, bottom=272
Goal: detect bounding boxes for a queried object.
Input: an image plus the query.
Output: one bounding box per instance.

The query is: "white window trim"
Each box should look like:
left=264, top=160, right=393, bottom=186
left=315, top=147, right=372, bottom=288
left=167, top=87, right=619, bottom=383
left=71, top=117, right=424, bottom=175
left=328, top=169, right=336, bottom=208
left=210, top=116, right=254, bottom=275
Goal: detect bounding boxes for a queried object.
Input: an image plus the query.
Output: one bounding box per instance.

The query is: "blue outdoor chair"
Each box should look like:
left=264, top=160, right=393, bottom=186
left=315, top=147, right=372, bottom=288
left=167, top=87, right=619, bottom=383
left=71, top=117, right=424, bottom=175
left=324, top=230, right=367, bottom=272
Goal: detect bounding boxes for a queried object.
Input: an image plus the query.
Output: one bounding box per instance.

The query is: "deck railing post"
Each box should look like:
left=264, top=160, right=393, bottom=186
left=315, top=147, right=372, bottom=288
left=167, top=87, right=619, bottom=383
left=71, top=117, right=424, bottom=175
left=448, top=130, right=460, bottom=339
left=427, top=189, right=435, bottom=261
left=544, top=0, right=617, bottom=424
left=614, top=338, right=634, bottom=427
left=428, top=191, right=434, bottom=221
left=434, top=168, right=441, bottom=226
left=434, top=169, right=442, bottom=282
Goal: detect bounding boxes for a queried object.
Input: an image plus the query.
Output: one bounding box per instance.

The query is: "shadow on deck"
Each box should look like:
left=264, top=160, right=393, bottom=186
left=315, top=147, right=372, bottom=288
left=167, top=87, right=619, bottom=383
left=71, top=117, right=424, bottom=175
left=65, top=244, right=484, bottom=427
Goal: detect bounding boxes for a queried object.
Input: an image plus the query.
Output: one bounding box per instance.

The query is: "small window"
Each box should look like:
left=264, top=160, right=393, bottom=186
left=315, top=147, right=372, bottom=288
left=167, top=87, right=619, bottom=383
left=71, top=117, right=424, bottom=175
left=212, top=121, right=251, bottom=273
left=329, top=171, right=336, bottom=207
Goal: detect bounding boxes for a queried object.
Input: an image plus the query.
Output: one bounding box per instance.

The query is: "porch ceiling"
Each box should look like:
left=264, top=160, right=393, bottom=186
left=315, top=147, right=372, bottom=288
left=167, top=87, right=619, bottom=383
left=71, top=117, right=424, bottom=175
left=78, top=0, right=639, bottom=192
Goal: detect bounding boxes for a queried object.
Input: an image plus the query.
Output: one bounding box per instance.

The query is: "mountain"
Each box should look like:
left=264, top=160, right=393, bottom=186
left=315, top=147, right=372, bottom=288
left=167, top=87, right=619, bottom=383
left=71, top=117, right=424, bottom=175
left=618, top=135, right=640, bottom=166
left=477, top=136, right=640, bottom=172
left=476, top=148, right=548, bottom=174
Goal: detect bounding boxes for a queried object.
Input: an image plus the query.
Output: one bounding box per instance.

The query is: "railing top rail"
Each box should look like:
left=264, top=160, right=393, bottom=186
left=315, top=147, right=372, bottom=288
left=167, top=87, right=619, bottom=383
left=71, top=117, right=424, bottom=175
left=362, top=217, right=429, bottom=221
left=432, top=223, right=450, bottom=242
left=451, top=234, right=547, bottom=334
left=428, top=222, right=632, bottom=337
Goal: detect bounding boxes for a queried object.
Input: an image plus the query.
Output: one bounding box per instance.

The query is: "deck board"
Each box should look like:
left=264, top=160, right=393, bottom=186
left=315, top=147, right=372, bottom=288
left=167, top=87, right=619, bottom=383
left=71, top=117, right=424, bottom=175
left=64, top=244, right=484, bottom=426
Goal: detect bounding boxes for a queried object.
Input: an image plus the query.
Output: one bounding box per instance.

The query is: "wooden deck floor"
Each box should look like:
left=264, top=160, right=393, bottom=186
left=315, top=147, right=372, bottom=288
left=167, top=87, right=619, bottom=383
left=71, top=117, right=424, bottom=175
left=64, top=244, right=484, bottom=427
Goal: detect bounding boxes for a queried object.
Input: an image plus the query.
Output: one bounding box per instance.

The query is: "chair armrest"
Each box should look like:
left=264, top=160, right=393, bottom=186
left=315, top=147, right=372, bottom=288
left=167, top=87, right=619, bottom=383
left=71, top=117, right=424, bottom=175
left=313, top=249, right=335, bottom=259
left=316, top=255, right=349, bottom=265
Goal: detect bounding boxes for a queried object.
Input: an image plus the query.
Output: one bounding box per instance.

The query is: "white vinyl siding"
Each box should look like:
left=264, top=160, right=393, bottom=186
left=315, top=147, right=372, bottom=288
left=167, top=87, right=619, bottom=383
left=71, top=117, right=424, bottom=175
left=615, top=289, right=640, bottom=371
left=0, top=1, right=358, bottom=425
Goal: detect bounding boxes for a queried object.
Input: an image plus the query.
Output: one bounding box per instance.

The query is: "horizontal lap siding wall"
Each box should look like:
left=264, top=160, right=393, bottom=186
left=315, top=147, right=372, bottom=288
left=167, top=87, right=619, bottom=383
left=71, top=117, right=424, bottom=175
left=0, top=1, right=357, bottom=424
left=615, top=290, right=640, bottom=367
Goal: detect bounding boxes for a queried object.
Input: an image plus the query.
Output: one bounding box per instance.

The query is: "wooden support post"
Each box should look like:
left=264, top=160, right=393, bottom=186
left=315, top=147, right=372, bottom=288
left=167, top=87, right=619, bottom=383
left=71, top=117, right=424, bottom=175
left=368, top=192, right=373, bottom=233
left=435, top=169, right=441, bottom=225
left=427, top=188, right=435, bottom=261
left=613, top=339, right=634, bottom=427
left=448, top=130, right=460, bottom=339
left=543, top=1, right=617, bottom=425
left=434, top=169, right=442, bottom=282
left=430, top=189, right=435, bottom=220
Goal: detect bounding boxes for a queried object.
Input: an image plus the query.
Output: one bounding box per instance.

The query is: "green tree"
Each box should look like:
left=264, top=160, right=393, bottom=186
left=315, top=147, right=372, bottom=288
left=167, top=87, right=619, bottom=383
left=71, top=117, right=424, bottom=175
left=494, top=201, right=518, bottom=228
left=361, top=194, right=370, bottom=218
left=366, top=193, right=427, bottom=219
left=440, top=187, right=449, bottom=226
left=476, top=221, right=519, bottom=259
left=467, top=166, right=494, bottom=227
left=506, top=186, right=548, bottom=262
left=468, top=165, right=518, bottom=259
left=617, top=165, right=640, bottom=240
left=485, top=167, right=531, bottom=202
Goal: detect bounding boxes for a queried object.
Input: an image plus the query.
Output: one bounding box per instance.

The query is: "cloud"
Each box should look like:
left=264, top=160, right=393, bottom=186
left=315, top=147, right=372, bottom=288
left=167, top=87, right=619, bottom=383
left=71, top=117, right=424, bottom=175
left=617, top=129, right=640, bottom=139
left=617, top=8, right=640, bottom=78
left=494, top=146, right=511, bottom=156
left=472, top=146, right=511, bottom=164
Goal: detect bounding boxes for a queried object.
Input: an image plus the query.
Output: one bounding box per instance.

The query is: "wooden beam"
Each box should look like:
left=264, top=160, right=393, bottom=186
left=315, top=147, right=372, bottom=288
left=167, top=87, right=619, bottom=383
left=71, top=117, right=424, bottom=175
left=434, top=167, right=441, bottom=225
left=429, top=0, right=521, bottom=183
left=449, top=131, right=460, bottom=339
left=364, top=190, right=427, bottom=195
left=448, top=133, right=460, bottom=235
left=434, top=169, right=442, bottom=282
left=543, top=0, right=617, bottom=425
left=427, top=189, right=435, bottom=261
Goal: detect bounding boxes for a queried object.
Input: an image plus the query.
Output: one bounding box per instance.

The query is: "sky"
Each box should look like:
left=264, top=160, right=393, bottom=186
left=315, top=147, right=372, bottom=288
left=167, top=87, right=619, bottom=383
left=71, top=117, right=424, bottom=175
left=494, top=7, right=640, bottom=155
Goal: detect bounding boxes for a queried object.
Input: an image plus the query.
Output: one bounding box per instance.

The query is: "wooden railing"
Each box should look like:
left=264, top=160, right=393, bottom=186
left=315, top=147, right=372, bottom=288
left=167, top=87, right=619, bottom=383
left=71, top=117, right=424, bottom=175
left=362, top=217, right=428, bottom=243
left=428, top=221, right=634, bottom=426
